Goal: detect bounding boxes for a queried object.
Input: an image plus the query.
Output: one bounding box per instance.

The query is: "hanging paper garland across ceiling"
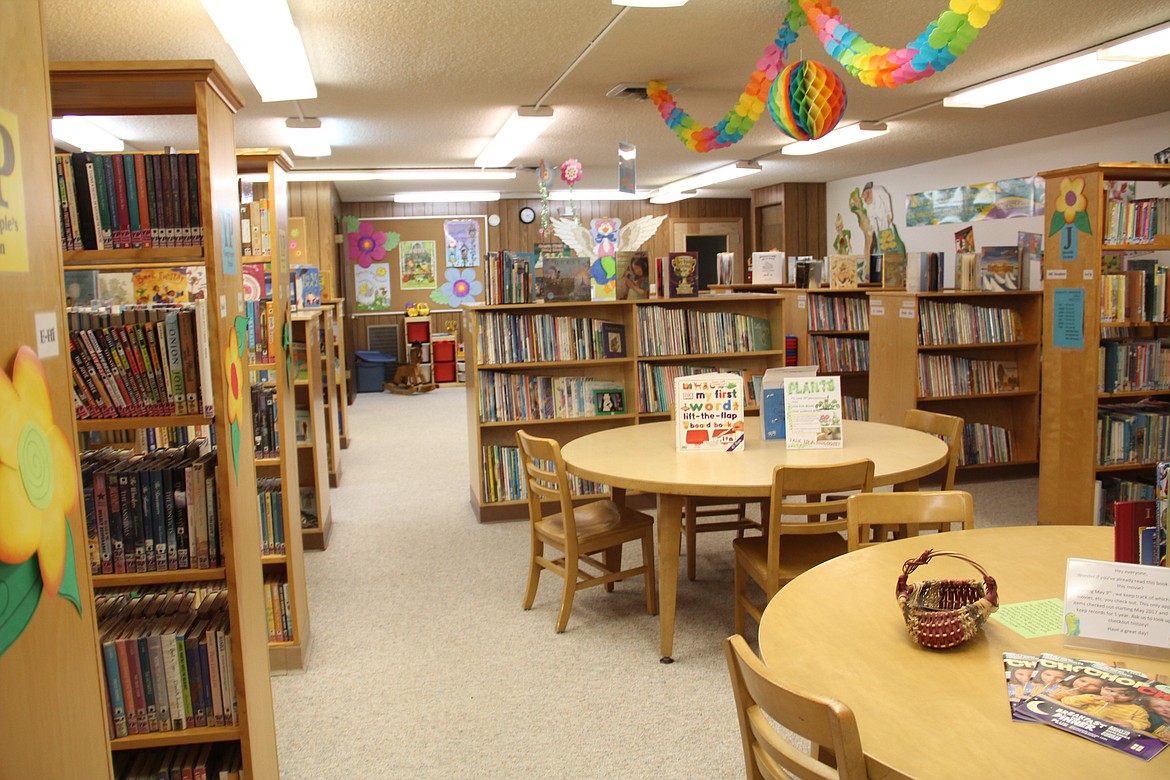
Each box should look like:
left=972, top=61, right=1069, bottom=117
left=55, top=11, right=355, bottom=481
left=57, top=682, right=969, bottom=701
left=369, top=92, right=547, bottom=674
left=649, top=0, right=1005, bottom=150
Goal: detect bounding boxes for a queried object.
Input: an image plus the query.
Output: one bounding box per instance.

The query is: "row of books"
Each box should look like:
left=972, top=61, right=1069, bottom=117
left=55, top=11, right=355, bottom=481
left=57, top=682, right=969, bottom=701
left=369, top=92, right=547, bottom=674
left=112, top=743, right=242, bottom=780
left=483, top=250, right=535, bottom=305
left=1097, top=400, right=1170, bottom=466
left=1100, top=264, right=1170, bottom=323
left=244, top=298, right=276, bottom=364
left=917, top=355, right=1021, bottom=398
left=810, top=335, right=870, bottom=373
left=1103, top=196, right=1170, bottom=244
left=69, top=301, right=212, bottom=419
left=81, top=444, right=220, bottom=575
left=96, top=586, right=236, bottom=739
left=480, top=444, right=604, bottom=503
left=1099, top=339, right=1170, bottom=394
left=477, top=371, right=623, bottom=423
left=474, top=311, right=622, bottom=364
left=959, top=422, right=1014, bottom=466
left=251, top=384, right=280, bottom=458
left=636, top=363, right=719, bottom=414
left=807, top=293, right=870, bottom=331
left=263, top=575, right=293, bottom=643
left=1112, top=499, right=1163, bottom=565
left=917, top=299, right=1025, bottom=346
left=239, top=199, right=271, bottom=256
left=636, top=307, right=772, bottom=357
left=79, top=422, right=215, bottom=455
left=57, top=151, right=203, bottom=251
left=256, top=479, right=286, bottom=556
left=842, top=395, right=869, bottom=421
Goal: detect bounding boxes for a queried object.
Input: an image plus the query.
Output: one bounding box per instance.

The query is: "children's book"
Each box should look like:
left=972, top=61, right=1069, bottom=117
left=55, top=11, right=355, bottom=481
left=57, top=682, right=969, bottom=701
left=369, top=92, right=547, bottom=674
left=1113, top=499, right=1155, bottom=563
left=667, top=252, right=700, bottom=298
left=242, top=263, right=267, bottom=302
left=751, top=251, right=785, bottom=285
left=538, top=248, right=590, bottom=302
left=828, top=254, right=863, bottom=289
left=958, top=252, right=979, bottom=291
left=979, top=245, right=1021, bottom=291
left=761, top=366, right=818, bottom=440
left=674, top=372, right=745, bottom=451
left=783, top=375, right=843, bottom=449
left=881, top=252, right=907, bottom=289
left=1017, top=231, right=1043, bottom=290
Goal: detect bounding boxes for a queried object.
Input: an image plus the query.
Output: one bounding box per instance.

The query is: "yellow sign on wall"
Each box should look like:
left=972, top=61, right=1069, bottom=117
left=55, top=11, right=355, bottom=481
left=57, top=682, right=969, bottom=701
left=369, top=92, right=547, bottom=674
left=0, top=106, right=29, bottom=273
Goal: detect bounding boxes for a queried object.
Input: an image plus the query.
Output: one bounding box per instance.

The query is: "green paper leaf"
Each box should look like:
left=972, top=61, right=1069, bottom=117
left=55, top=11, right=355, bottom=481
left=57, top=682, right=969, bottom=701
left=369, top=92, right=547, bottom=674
left=1047, top=210, right=1065, bottom=237
left=58, top=522, right=81, bottom=616
left=429, top=289, right=446, bottom=304
left=0, top=556, right=43, bottom=658
left=231, top=423, right=241, bottom=482
left=1074, top=210, right=1092, bottom=235
left=343, top=215, right=360, bottom=234
left=384, top=232, right=400, bottom=252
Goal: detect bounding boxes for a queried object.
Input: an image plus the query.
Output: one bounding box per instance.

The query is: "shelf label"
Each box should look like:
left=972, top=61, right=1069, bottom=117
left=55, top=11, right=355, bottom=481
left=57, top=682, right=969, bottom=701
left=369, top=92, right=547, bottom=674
left=0, top=106, right=30, bottom=273
left=34, top=311, right=58, bottom=359
left=1046, top=269, right=1068, bottom=281
left=1052, top=287, right=1084, bottom=349
left=1083, top=269, right=1094, bottom=281
left=870, top=305, right=885, bottom=317
left=797, top=295, right=806, bottom=309
left=899, top=308, right=915, bottom=319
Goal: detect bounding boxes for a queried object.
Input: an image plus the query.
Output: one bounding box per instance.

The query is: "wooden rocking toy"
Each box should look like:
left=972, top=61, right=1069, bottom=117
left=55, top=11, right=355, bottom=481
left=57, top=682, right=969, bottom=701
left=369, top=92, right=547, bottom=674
left=386, top=342, right=437, bottom=394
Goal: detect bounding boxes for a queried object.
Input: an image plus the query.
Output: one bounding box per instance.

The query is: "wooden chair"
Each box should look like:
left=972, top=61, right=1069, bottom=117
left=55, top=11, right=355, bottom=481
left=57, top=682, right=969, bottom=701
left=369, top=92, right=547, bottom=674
left=846, top=490, right=974, bottom=552
left=516, top=430, right=657, bottom=633
left=901, top=409, right=963, bottom=490
left=733, top=460, right=874, bottom=634
left=683, top=497, right=762, bottom=581
left=724, top=634, right=895, bottom=780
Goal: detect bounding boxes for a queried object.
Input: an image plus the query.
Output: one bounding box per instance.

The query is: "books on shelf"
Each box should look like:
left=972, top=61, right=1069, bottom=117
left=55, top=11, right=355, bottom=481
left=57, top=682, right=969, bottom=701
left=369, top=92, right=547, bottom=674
left=1113, top=499, right=1155, bottom=563
left=783, top=375, right=844, bottom=449
left=674, top=372, right=745, bottom=451
left=477, top=372, right=624, bottom=422
left=636, top=306, right=772, bottom=357
left=761, top=366, right=818, bottom=440
left=905, top=251, right=944, bottom=292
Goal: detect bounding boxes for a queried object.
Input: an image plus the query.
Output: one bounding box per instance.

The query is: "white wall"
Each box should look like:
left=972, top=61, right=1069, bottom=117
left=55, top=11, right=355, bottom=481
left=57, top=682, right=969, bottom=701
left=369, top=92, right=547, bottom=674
left=826, top=111, right=1170, bottom=262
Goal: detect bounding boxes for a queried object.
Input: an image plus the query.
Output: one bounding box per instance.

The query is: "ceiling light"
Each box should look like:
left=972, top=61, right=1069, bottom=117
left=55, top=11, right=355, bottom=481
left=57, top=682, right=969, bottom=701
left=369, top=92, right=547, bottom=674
left=393, top=191, right=502, bottom=203
left=1097, top=21, right=1170, bottom=62
left=781, top=122, right=888, bottom=155
left=655, top=161, right=761, bottom=196
left=51, top=116, right=124, bottom=152
left=649, top=190, right=697, bottom=205
left=286, top=169, right=518, bottom=183
left=474, top=107, right=555, bottom=168
left=286, top=118, right=331, bottom=158
left=943, top=51, right=1136, bottom=108
left=200, top=0, right=316, bottom=101
left=548, top=189, right=649, bottom=201
left=612, top=0, right=689, bottom=6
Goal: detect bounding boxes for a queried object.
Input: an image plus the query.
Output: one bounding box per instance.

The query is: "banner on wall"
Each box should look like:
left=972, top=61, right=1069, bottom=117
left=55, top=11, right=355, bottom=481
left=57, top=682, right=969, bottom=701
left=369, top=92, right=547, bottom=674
left=905, top=177, right=1045, bottom=226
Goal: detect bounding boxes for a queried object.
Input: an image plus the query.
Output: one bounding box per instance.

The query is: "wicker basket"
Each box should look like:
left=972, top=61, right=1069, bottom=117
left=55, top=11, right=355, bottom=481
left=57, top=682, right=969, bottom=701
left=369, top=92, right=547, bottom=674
left=896, top=549, right=999, bottom=649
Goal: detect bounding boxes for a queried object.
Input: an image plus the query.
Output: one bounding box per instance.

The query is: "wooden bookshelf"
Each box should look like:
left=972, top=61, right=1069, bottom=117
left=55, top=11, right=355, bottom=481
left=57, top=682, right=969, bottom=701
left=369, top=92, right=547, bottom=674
left=48, top=60, right=278, bottom=774
left=1038, top=162, right=1170, bottom=525
left=804, top=288, right=872, bottom=421
left=322, top=298, right=351, bottom=449
left=464, top=295, right=785, bottom=521
left=291, top=310, right=333, bottom=549
left=869, top=290, right=1041, bottom=470
left=239, top=149, right=311, bottom=672
left=317, top=302, right=344, bottom=485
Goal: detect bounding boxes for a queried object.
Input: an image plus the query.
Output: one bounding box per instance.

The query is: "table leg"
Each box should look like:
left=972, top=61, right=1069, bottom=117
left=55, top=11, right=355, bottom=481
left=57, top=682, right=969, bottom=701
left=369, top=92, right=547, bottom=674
left=657, top=493, right=683, bottom=663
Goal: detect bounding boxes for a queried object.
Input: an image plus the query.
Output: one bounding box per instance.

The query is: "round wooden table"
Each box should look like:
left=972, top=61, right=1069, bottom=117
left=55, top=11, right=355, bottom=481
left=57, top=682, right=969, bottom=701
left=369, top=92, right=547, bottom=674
left=759, top=526, right=1170, bottom=778
left=560, top=419, right=948, bottom=660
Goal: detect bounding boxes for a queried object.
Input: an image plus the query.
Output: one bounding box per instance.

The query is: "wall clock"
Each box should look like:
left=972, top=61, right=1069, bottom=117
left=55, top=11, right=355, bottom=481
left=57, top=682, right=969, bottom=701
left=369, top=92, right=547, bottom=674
left=518, top=206, right=536, bottom=224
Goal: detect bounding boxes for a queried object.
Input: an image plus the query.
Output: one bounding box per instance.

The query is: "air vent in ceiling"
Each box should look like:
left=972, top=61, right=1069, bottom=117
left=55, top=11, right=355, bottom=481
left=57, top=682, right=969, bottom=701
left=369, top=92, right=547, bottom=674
left=607, top=83, right=650, bottom=101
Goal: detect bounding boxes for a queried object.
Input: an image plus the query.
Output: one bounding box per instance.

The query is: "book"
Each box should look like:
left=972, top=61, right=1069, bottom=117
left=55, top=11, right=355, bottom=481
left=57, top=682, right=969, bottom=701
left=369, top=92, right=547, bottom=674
left=716, top=252, right=735, bottom=286
left=750, top=251, right=785, bottom=284
left=783, top=375, right=844, bottom=449
left=761, top=366, right=818, bottom=440
left=1113, top=499, right=1155, bottom=563
left=674, top=372, right=745, bottom=451
left=827, top=254, right=863, bottom=289
left=291, top=265, right=322, bottom=309
left=615, top=251, right=651, bottom=300
left=538, top=250, right=590, bottom=302
left=958, top=251, right=979, bottom=291
left=666, top=252, right=700, bottom=298
left=295, top=410, right=312, bottom=444
left=905, top=251, right=944, bottom=292
left=1157, top=462, right=1169, bottom=566
left=600, top=321, right=627, bottom=358
left=1017, top=231, right=1043, bottom=291
left=881, top=252, right=907, bottom=289
left=979, top=245, right=1021, bottom=291
left=992, top=360, right=1020, bottom=392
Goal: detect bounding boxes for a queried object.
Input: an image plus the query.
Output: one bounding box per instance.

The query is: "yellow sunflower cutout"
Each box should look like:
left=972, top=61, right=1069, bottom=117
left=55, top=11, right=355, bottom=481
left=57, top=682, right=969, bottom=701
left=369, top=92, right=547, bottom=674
left=1048, top=176, right=1092, bottom=238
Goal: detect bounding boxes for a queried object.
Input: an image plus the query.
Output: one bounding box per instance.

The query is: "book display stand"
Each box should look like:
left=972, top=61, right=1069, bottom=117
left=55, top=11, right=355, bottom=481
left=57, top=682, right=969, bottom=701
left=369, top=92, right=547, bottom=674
left=291, top=310, right=333, bottom=550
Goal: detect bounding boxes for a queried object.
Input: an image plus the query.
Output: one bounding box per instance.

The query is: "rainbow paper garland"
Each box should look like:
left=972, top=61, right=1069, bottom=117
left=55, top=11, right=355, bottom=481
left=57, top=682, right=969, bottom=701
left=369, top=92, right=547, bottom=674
left=649, top=0, right=1005, bottom=151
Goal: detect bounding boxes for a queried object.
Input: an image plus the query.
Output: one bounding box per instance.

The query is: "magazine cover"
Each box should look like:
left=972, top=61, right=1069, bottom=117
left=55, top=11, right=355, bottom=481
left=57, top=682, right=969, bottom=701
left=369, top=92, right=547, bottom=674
left=1003, top=652, right=1040, bottom=714
left=674, top=372, right=745, bottom=451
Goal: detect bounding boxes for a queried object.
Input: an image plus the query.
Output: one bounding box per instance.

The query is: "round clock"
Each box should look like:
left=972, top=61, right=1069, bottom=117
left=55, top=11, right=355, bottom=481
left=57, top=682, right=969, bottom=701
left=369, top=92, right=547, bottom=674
left=519, top=206, right=536, bottom=224
left=487, top=213, right=501, bottom=227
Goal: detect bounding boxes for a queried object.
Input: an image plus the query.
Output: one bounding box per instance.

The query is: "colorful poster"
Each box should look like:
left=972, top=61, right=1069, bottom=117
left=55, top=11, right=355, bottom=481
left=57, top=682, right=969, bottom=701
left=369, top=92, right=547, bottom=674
left=354, top=262, right=392, bottom=312
left=400, top=240, right=437, bottom=289
left=444, top=220, right=481, bottom=268
left=906, top=177, right=1046, bottom=226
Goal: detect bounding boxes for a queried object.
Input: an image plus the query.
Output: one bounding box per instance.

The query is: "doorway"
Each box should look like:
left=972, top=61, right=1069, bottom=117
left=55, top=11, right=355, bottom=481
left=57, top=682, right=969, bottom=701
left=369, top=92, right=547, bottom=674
left=670, top=219, right=744, bottom=289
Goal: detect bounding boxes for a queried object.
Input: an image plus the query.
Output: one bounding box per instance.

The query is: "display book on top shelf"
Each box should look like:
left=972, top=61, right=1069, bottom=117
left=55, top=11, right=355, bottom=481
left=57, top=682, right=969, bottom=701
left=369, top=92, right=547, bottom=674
left=1037, top=162, right=1170, bottom=527
left=238, top=148, right=311, bottom=673
left=464, top=294, right=786, bottom=522
left=291, top=309, right=334, bottom=549
left=867, top=289, right=1041, bottom=470
left=50, top=60, right=278, bottom=775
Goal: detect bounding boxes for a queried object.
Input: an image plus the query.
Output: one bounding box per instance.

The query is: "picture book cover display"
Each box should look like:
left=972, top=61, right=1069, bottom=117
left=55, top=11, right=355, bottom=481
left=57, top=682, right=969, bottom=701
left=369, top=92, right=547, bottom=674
left=674, top=372, right=745, bottom=451
left=535, top=243, right=589, bottom=302
left=979, top=245, right=1022, bottom=291
left=828, top=254, right=863, bottom=289
left=761, top=365, right=818, bottom=440
left=615, top=251, right=650, bottom=300
left=783, top=375, right=843, bottom=449
left=667, top=252, right=700, bottom=298
left=751, top=251, right=785, bottom=284
left=290, top=265, right=321, bottom=309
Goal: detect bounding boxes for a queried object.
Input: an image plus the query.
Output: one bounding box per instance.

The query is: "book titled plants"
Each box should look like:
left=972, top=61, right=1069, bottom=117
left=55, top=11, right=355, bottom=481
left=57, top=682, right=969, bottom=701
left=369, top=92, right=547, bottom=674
left=783, top=375, right=843, bottom=450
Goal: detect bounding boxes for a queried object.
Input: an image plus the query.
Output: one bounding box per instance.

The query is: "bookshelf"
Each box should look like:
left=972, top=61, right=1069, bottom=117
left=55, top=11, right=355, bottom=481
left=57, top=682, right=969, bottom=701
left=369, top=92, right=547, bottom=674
left=804, top=288, right=872, bottom=421
left=869, top=290, right=1041, bottom=470
left=291, top=310, right=333, bottom=549
left=464, top=295, right=785, bottom=521
left=316, top=301, right=344, bottom=486
left=48, top=61, right=279, bottom=774
left=238, top=149, right=311, bottom=672
left=1037, top=163, right=1170, bottom=525
left=321, top=298, right=350, bottom=449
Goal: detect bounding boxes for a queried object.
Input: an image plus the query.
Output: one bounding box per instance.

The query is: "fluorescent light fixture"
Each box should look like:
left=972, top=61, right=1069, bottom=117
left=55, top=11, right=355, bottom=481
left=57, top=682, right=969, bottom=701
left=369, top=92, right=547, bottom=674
left=613, top=0, right=688, bottom=6
left=51, top=116, right=124, bottom=152
left=286, top=117, right=331, bottom=158
left=781, top=122, right=889, bottom=156
left=943, top=51, right=1136, bottom=108
left=548, top=189, right=649, bottom=201
left=286, top=169, right=517, bottom=183
left=648, top=190, right=697, bottom=205
left=655, top=161, right=761, bottom=196
left=200, top=0, right=316, bottom=101
left=1097, top=22, right=1170, bottom=62
left=474, top=107, right=555, bottom=168
left=393, top=191, right=502, bottom=203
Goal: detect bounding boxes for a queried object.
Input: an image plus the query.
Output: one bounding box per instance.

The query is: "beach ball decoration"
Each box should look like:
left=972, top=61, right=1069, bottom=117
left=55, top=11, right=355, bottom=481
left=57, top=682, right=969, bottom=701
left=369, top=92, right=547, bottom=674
left=769, top=59, right=847, bottom=141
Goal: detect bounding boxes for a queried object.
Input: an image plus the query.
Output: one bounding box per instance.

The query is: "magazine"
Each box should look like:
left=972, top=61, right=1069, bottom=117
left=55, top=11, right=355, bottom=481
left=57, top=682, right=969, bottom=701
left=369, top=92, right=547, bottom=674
left=1003, top=652, right=1041, bottom=714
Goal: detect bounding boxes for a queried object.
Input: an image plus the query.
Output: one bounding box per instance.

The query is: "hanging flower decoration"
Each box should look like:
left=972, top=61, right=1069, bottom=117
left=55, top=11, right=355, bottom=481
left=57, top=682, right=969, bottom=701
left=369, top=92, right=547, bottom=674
left=558, top=159, right=584, bottom=226
left=537, top=161, right=554, bottom=238
left=347, top=221, right=399, bottom=268
left=431, top=267, right=483, bottom=308
left=649, top=0, right=1005, bottom=151
left=0, top=346, right=83, bottom=655
left=1048, top=176, right=1092, bottom=237
left=223, top=317, right=247, bottom=479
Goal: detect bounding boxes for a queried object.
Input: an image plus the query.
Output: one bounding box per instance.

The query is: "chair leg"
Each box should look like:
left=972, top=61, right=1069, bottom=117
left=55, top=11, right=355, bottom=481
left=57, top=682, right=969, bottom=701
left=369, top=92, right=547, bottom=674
left=685, top=498, right=698, bottom=581
left=642, top=530, right=658, bottom=616
left=603, top=545, right=622, bottom=592
left=522, top=539, right=542, bottom=610
left=733, top=559, right=746, bottom=635
left=555, top=555, right=578, bottom=633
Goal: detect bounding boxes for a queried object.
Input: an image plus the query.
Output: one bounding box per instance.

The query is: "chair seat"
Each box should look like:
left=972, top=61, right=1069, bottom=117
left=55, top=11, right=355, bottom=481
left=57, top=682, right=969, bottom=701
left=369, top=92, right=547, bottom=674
left=733, top=532, right=848, bottom=585
left=536, top=500, right=654, bottom=550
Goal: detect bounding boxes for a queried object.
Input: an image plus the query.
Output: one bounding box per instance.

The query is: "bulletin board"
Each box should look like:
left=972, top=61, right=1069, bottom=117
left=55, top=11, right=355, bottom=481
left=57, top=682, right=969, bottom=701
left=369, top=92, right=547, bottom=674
left=347, top=215, right=490, bottom=315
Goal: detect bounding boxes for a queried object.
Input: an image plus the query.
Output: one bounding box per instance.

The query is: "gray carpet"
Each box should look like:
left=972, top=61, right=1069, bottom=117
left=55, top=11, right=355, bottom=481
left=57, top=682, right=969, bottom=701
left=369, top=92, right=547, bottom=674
left=271, top=389, right=1037, bottom=778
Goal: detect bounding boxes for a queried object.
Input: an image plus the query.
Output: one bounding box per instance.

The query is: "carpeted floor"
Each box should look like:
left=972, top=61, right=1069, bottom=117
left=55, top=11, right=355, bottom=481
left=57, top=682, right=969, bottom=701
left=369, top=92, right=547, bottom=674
left=270, top=389, right=1038, bottom=778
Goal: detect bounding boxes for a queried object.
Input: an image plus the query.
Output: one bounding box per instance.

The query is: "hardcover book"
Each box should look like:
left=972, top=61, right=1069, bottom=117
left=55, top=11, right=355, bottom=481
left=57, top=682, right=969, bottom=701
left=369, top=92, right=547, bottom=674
left=761, top=365, right=818, bottom=440
left=783, top=375, right=844, bottom=449
left=667, top=252, right=700, bottom=298
left=751, top=251, right=785, bottom=285
left=828, top=254, right=863, bottom=289
left=674, top=372, right=745, bottom=451
left=537, top=249, right=590, bottom=302
left=979, top=245, right=1021, bottom=291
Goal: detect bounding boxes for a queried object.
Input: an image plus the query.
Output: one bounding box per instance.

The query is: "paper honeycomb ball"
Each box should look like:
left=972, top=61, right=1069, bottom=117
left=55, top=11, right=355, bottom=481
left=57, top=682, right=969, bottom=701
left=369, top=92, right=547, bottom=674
left=768, top=59, right=848, bottom=142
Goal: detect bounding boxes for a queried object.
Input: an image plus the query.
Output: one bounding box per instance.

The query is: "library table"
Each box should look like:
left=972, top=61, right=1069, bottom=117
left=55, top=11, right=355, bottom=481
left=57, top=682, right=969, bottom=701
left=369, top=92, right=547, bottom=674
left=759, top=526, right=1170, bottom=779
left=560, top=419, right=947, bottom=661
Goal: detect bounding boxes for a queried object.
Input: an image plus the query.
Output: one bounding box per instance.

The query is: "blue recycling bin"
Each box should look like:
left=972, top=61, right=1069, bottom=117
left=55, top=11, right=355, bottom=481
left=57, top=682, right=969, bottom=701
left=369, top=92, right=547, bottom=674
left=354, top=350, right=397, bottom=393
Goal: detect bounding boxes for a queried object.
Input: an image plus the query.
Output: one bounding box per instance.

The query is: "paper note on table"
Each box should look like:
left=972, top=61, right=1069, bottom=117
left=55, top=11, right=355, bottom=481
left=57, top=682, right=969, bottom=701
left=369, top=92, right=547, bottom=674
left=989, top=598, right=1065, bottom=638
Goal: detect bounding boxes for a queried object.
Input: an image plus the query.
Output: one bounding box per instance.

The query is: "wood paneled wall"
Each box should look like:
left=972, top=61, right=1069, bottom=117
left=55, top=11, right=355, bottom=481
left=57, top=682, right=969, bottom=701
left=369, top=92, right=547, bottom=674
left=750, top=183, right=827, bottom=258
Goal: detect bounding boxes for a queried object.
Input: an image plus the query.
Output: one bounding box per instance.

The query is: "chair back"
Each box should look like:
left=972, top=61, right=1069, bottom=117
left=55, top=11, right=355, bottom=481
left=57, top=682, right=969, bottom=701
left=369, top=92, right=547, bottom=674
left=724, top=634, right=869, bottom=780
left=767, top=459, right=875, bottom=537
left=903, top=409, right=962, bottom=490
left=846, top=490, right=974, bottom=552
left=516, top=430, right=576, bottom=535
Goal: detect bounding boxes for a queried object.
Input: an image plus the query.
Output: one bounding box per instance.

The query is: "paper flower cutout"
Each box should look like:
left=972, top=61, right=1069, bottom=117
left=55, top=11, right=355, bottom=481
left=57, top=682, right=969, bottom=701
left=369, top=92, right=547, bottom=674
left=224, top=317, right=247, bottom=478
left=1048, top=176, right=1091, bottom=237
left=432, top=267, right=483, bottom=307
left=348, top=222, right=399, bottom=268
left=560, top=159, right=583, bottom=186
